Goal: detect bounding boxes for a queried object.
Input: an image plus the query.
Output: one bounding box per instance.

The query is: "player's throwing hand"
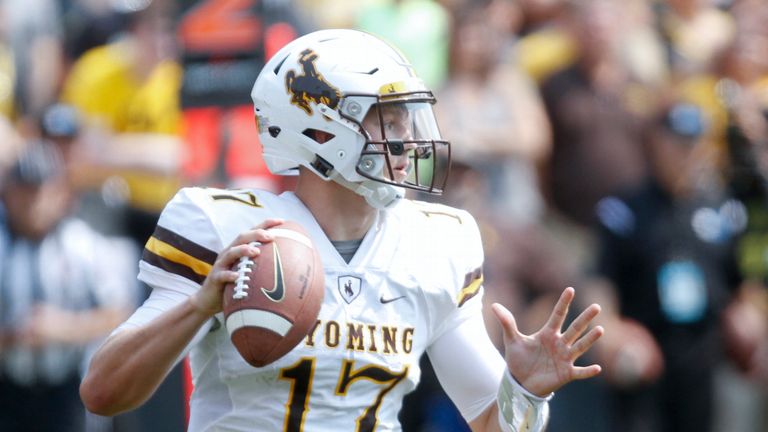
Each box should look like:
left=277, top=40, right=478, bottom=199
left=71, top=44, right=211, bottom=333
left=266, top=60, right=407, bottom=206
left=190, top=219, right=284, bottom=316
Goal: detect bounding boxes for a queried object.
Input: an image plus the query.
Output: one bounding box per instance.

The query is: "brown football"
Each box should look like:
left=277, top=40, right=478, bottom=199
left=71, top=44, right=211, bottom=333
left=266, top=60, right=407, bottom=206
left=222, top=220, right=324, bottom=367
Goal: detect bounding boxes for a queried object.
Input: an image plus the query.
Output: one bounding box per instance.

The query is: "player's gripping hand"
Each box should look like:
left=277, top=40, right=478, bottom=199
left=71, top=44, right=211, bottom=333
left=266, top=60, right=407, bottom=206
left=492, top=287, right=604, bottom=397
left=190, top=219, right=285, bottom=317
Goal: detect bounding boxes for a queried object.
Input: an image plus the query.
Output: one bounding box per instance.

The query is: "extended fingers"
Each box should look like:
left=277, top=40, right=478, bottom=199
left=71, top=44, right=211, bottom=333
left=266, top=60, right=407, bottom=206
left=570, top=325, right=604, bottom=360
left=562, top=303, right=601, bottom=345
left=571, top=364, right=602, bottom=381
left=491, top=303, right=521, bottom=343
left=545, top=287, right=575, bottom=333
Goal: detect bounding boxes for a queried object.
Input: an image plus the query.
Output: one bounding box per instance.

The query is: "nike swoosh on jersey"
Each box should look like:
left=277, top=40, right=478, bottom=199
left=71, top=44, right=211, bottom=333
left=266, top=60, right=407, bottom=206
left=379, top=295, right=406, bottom=304
left=261, top=245, right=286, bottom=302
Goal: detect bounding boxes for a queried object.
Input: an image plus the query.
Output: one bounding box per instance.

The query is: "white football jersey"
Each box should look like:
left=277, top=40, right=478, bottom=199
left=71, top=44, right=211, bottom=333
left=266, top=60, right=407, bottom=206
left=134, top=187, right=501, bottom=431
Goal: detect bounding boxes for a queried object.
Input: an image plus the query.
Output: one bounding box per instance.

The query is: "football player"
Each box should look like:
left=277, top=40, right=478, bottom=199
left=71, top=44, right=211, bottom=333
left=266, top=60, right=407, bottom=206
left=80, top=29, right=603, bottom=432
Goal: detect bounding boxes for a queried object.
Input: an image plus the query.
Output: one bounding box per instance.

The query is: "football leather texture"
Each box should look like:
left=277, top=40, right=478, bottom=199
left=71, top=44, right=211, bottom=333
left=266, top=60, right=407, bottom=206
left=222, top=220, right=324, bottom=367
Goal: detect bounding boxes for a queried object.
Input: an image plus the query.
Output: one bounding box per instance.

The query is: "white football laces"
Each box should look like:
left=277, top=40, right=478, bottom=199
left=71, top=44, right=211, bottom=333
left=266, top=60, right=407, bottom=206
left=232, top=242, right=260, bottom=299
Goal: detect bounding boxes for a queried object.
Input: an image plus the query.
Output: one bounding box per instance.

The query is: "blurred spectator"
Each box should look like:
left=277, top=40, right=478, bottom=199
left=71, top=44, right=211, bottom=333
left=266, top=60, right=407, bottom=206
left=515, top=0, right=667, bottom=89
left=516, top=0, right=566, bottom=33
left=61, top=0, right=182, bottom=246
left=673, top=23, right=768, bottom=425
left=673, top=4, right=768, bottom=171
left=618, top=0, right=670, bottom=88
left=37, top=101, right=132, bottom=239
left=0, top=0, right=65, bottom=119
left=539, top=0, right=656, bottom=229
left=719, top=4, right=768, bottom=309
left=39, top=103, right=81, bottom=162
left=436, top=0, right=550, bottom=225
left=356, top=0, right=451, bottom=89
left=0, top=12, right=13, bottom=119
left=654, top=0, right=736, bottom=76
left=715, top=11, right=768, bottom=145
left=589, top=101, right=750, bottom=432
left=720, top=38, right=768, bottom=429
left=0, top=142, right=137, bottom=432
left=294, top=0, right=365, bottom=29
left=0, top=115, right=23, bottom=175
left=60, top=0, right=132, bottom=63
left=513, top=0, right=577, bottom=85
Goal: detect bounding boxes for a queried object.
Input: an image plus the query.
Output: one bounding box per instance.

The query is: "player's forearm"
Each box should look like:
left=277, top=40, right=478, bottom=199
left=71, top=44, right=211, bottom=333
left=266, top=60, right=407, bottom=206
left=80, top=297, right=211, bottom=416
left=469, top=403, right=504, bottom=432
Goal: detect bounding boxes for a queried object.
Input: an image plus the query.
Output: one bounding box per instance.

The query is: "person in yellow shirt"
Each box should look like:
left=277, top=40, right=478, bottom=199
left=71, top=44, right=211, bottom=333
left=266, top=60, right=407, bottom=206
left=61, top=2, right=182, bottom=244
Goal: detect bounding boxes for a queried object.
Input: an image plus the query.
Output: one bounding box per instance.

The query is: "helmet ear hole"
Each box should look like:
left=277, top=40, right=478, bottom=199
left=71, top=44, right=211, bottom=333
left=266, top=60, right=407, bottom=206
left=303, top=129, right=335, bottom=144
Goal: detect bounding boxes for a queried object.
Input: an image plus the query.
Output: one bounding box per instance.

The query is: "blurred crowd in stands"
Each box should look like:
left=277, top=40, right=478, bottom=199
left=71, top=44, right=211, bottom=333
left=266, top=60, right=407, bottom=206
left=0, top=0, right=766, bottom=431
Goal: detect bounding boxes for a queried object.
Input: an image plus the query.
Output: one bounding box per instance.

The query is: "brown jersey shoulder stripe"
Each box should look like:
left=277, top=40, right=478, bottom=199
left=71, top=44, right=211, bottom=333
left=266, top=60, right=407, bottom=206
left=142, top=225, right=217, bottom=284
left=142, top=248, right=207, bottom=285
left=151, top=225, right=218, bottom=265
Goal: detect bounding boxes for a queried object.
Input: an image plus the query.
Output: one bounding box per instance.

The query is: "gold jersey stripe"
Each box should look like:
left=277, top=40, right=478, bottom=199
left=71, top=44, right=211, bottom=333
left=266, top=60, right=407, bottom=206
left=457, top=275, right=483, bottom=307
left=142, top=249, right=205, bottom=285
left=151, top=225, right=218, bottom=264
left=145, top=236, right=213, bottom=277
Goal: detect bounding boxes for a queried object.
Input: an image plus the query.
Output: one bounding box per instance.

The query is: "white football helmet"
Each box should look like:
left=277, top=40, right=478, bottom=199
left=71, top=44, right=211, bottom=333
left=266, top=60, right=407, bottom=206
left=251, top=29, right=451, bottom=209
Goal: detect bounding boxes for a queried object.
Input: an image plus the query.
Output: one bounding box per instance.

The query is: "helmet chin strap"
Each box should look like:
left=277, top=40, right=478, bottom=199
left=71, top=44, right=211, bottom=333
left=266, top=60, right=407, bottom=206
left=329, top=173, right=404, bottom=209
